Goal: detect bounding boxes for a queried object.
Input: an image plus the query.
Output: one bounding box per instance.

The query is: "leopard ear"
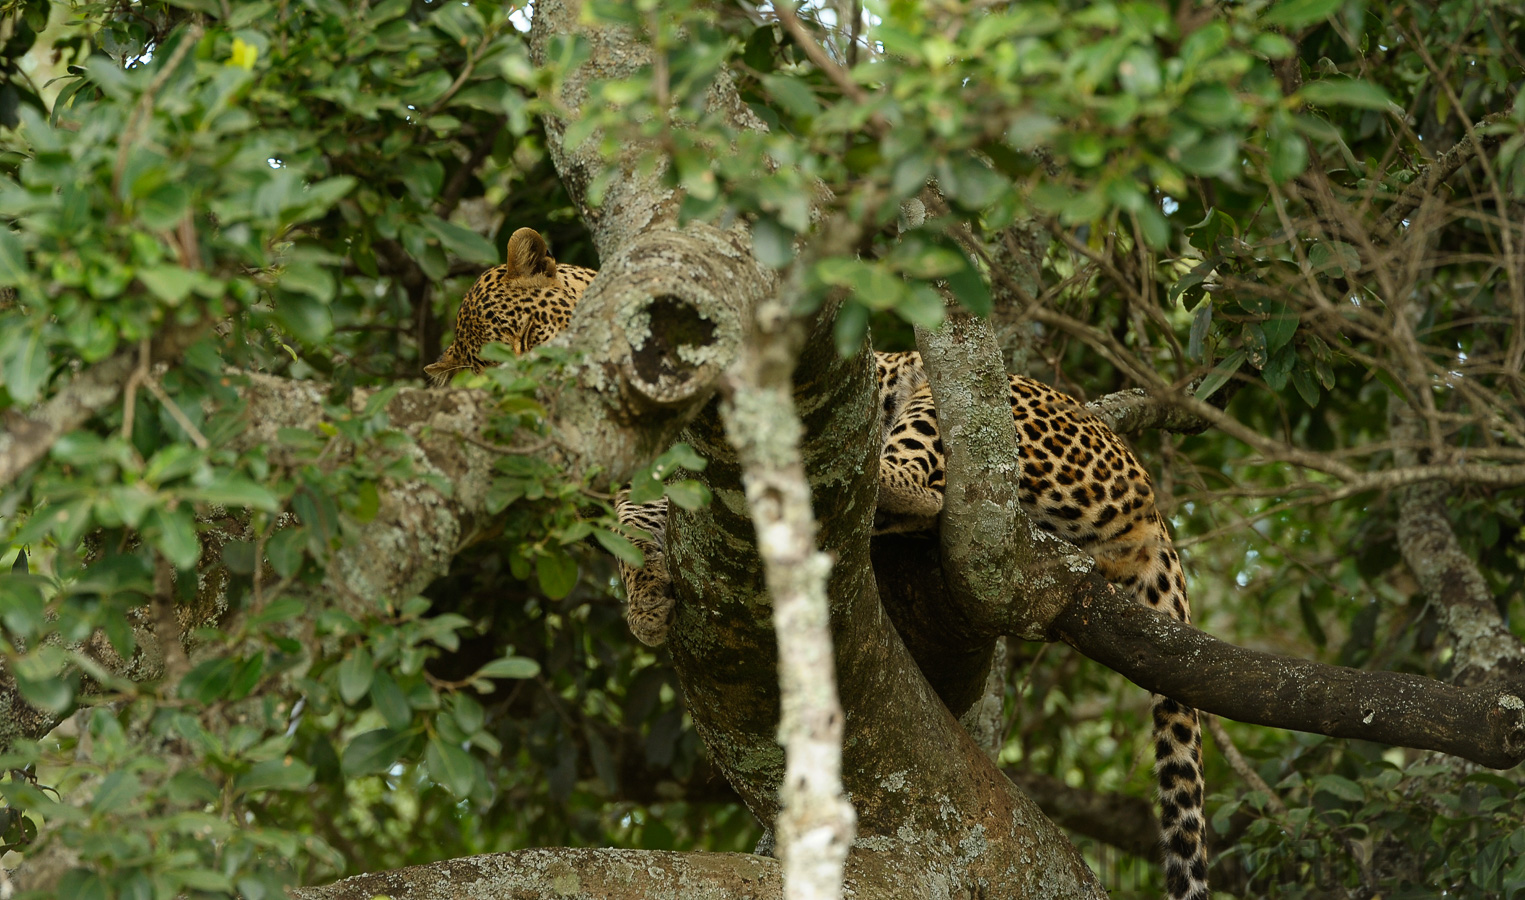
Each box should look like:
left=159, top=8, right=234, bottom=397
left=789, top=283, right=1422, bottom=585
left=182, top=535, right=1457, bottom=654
left=505, top=227, right=557, bottom=278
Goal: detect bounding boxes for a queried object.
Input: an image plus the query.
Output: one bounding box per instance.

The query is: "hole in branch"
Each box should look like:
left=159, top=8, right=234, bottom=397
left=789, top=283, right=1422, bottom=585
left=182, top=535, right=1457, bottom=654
left=632, top=295, right=715, bottom=387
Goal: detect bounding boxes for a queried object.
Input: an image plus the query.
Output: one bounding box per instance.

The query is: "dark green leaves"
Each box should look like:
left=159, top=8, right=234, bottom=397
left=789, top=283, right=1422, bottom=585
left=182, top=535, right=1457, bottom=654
left=1262, top=0, right=1343, bottom=28
left=422, top=215, right=499, bottom=265
left=1301, top=79, right=1394, bottom=111
left=760, top=73, right=821, bottom=119
left=535, top=549, right=578, bottom=599
left=341, top=728, right=416, bottom=778
left=2, top=325, right=49, bottom=404
left=425, top=737, right=479, bottom=798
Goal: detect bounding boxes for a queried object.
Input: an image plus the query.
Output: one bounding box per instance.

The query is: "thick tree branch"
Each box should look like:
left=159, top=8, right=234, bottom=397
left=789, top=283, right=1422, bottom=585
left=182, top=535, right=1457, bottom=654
left=1083, top=388, right=1214, bottom=437
left=289, top=849, right=782, bottom=900
left=1051, top=579, right=1525, bottom=769
left=914, top=302, right=1037, bottom=637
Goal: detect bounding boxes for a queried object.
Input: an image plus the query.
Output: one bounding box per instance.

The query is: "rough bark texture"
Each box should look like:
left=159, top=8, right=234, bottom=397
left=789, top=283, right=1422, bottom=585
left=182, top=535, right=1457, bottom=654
left=288, top=848, right=782, bottom=900
left=914, top=302, right=1095, bottom=643
left=1391, top=403, right=1525, bottom=686
left=1396, top=480, right=1525, bottom=686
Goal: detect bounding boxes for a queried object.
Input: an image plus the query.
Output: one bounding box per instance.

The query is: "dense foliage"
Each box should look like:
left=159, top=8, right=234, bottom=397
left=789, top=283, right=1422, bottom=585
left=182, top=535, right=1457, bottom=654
left=0, top=0, right=1522, bottom=897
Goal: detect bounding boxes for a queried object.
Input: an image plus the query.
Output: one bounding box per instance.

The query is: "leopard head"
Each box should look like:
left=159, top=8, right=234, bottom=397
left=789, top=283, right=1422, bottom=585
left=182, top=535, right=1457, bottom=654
left=425, top=227, right=578, bottom=386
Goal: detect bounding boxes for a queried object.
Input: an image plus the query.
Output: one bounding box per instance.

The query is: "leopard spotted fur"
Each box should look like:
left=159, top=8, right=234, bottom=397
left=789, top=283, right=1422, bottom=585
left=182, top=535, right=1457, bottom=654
left=424, top=227, right=596, bottom=385
left=430, top=227, right=1209, bottom=900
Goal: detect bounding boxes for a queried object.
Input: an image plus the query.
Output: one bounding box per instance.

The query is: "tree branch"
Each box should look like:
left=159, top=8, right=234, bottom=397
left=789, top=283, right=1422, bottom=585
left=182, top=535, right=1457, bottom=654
left=1050, top=579, right=1525, bottom=769
left=288, top=848, right=782, bottom=900
left=1083, top=387, right=1214, bottom=437
left=0, top=319, right=207, bottom=489
left=1391, top=403, right=1525, bottom=685
left=720, top=258, right=855, bottom=898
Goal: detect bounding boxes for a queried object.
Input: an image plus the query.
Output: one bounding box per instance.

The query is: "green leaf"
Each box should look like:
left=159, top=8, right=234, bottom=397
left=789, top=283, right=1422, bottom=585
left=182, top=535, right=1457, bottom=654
left=92, top=771, right=143, bottom=814
left=751, top=217, right=794, bottom=269
left=338, top=648, right=374, bottom=705
left=475, top=656, right=540, bottom=680
left=3, top=326, right=49, bottom=405
left=349, top=480, right=380, bottom=523
left=0, top=228, right=29, bottom=285
left=1188, top=300, right=1212, bottom=361
left=265, top=527, right=306, bottom=578
left=301, top=176, right=357, bottom=214
left=426, top=736, right=479, bottom=798
left=1308, top=240, right=1360, bottom=277
left=149, top=507, right=202, bottom=569
left=249, top=597, right=305, bottom=626
left=1263, top=345, right=1295, bottom=391
left=1269, top=132, right=1308, bottom=182
left=1302, top=79, right=1394, bottom=111
left=535, top=549, right=578, bottom=599
left=1195, top=348, right=1245, bottom=401
left=14, top=671, right=73, bottom=713
left=235, top=757, right=314, bottom=793
left=1312, top=774, right=1365, bottom=802
left=1176, top=133, right=1240, bottom=176
left=370, top=670, right=413, bottom=729
left=0, top=575, right=48, bottom=640
left=275, top=293, right=334, bottom=345
left=1170, top=259, right=1217, bottom=308
left=56, top=870, right=109, bottom=900
left=946, top=259, right=991, bottom=317
left=1262, top=302, right=1299, bottom=351
left=1241, top=322, right=1267, bottom=368
left=1371, top=366, right=1408, bottom=403
left=185, top=474, right=281, bottom=511
left=594, top=529, right=644, bottom=567
left=422, top=215, right=498, bottom=265
left=136, top=265, right=199, bottom=305
left=664, top=480, right=711, bottom=511
left=1292, top=363, right=1321, bottom=406
left=832, top=298, right=869, bottom=358
left=280, top=260, right=335, bottom=303
left=760, top=73, right=821, bottom=118
left=179, top=657, right=237, bottom=704
left=340, top=728, right=415, bottom=777
left=1262, top=0, right=1342, bottom=27
left=228, top=653, right=265, bottom=700
left=660, top=443, right=708, bottom=471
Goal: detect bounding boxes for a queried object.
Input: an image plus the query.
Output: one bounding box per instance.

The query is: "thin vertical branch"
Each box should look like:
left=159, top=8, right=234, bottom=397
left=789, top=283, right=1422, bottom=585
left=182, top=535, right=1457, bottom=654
left=721, top=263, right=855, bottom=900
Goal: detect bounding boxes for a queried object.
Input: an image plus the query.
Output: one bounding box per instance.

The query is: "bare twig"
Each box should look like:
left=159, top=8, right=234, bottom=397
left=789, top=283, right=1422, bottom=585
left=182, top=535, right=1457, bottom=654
left=121, top=337, right=151, bottom=442
left=144, top=378, right=209, bottom=449
left=1206, top=716, right=1287, bottom=816
left=775, top=3, right=870, bottom=107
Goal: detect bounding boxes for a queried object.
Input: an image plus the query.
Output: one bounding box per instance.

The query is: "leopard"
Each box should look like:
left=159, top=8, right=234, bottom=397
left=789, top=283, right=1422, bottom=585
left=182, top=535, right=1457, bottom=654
left=423, top=227, right=597, bottom=386
left=429, top=227, right=1208, bottom=900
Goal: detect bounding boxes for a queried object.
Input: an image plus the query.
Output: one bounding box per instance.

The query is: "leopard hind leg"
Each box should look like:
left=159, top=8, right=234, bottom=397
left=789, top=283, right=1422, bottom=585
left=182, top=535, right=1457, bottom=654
left=614, top=493, right=675, bottom=646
